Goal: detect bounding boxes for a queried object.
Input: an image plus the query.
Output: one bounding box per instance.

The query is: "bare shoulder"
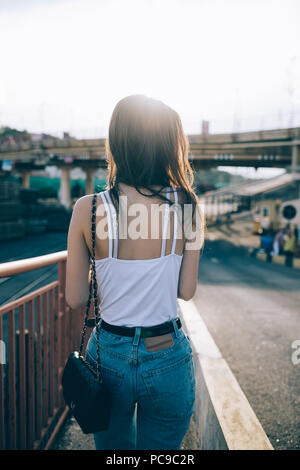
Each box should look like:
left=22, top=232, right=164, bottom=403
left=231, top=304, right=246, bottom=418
left=72, top=193, right=106, bottom=214
left=72, top=193, right=107, bottom=242
left=70, top=194, right=105, bottom=233
left=73, top=194, right=94, bottom=212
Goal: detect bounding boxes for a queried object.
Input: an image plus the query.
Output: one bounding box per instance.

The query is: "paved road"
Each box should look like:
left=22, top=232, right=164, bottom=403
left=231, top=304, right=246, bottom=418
left=194, top=238, right=300, bottom=450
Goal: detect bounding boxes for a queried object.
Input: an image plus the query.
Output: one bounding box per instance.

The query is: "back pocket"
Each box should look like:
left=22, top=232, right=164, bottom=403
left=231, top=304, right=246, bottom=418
left=142, top=354, right=195, bottom=420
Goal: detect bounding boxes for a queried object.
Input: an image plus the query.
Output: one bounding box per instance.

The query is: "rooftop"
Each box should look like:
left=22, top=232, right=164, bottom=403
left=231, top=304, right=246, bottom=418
left=205, top=172, right=300, bottom=197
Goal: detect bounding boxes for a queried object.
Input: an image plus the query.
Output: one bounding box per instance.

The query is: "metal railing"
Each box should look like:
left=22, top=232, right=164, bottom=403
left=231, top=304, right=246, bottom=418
left=0, top=251, right=84, bottom=450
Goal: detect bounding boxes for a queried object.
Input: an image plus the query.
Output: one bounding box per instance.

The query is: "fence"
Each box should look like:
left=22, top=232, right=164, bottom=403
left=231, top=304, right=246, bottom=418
left=0, top=252, right=84, bottom=450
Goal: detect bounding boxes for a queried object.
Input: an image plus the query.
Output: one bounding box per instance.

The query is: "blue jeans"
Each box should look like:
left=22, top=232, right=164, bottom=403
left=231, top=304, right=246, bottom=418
left=85, top=317, right=196, bottom=450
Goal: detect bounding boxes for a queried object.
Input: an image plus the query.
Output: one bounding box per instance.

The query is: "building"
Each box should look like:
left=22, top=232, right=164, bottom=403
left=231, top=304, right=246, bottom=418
left=203, top=172, right=300, bottom=233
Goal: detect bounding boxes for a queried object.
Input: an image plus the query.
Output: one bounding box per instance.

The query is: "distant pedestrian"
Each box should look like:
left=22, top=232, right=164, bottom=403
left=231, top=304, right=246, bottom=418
left=273, top=229, right=284, bottom=255
left=261, top=230, right=273, bottom=254
left=283, top=229, right=296, bottom=267
left=293, top=225, right=300, bottom=257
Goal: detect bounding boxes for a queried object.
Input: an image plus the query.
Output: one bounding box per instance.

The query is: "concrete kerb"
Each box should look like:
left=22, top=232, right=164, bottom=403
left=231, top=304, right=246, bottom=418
left=248, top=247, right=300, bottom=270
left=178, top=299, right=273, bottom=450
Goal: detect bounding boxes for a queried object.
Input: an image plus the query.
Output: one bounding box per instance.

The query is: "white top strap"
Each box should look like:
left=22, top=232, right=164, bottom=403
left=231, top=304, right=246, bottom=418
left=171, top=187, right=178, bottom=255
left=100, top=191, right=113, bottom=258
left=160, top=187, right=171, bottom=257
left=105, top=190, right=118, bottom=258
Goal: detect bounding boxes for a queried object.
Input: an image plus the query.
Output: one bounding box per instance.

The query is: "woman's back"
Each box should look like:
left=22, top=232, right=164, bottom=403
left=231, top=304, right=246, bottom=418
left=65, top=94, right=203, bottom=450
left=88, top=184, right=185, bottom=326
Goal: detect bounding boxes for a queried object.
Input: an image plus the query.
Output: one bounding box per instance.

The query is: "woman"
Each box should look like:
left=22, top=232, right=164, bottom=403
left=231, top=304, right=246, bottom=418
left=65, top=95, right=205, bottom=450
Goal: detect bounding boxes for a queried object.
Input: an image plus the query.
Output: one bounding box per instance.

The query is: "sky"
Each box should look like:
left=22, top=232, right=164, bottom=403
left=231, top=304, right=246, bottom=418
left=0, top=0, right=300, bottom=178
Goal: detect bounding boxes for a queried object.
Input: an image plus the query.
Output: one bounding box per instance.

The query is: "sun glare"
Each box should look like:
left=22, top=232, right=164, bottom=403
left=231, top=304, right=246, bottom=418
left=0, top=0, right=299, bottom=137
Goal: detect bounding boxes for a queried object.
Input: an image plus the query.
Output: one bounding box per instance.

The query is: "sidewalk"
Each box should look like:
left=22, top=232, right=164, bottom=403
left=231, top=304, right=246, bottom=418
left=206, top=214, right=300, bottom=270
left=53, top=413, right=199, bottom=450
left=206, top=214, right=260, bottom=250
left=249, top=249, right=300, bottom=270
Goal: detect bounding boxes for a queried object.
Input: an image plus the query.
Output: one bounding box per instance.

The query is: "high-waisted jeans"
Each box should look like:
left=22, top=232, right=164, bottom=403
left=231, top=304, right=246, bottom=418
left=85, top=317, right=196, bottom=450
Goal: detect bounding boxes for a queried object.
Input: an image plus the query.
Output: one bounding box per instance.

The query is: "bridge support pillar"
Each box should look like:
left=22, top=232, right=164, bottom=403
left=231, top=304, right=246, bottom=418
left=85, top=168, right=96, bottom=195
left=212, top=196, right=217, bottom=222
left=291, top=144, right=300, bottom=173
left=59, top=167, right=71, bottom=209
left=21, top=170, right=30, bottom=188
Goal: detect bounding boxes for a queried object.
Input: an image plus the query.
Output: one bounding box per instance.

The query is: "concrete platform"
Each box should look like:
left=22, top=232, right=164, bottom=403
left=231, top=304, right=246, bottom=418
left=53, top=413, right=199, bottom=450
left=178, top=299, right=273, bottom=450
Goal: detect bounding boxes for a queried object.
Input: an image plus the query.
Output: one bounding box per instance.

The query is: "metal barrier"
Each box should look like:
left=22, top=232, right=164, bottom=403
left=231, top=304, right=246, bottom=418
left=0, top=251, right=84, bottom=450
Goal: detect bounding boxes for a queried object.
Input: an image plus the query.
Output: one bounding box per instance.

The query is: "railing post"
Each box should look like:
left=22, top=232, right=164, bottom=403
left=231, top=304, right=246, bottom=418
left=27, top=299, right=35, bottom=448
left=7, top=309, right=16, bottom=449
left=0, top=315, right=5, bottom=450
left=35, top=295, right=42, bottom=442
left=49, top=289, right=55, bottom=418
left=17, top=304, right=27, bottom=449
left=42, top=292, right=49, bottom=429
left=57, top=260, right=66, bottom=408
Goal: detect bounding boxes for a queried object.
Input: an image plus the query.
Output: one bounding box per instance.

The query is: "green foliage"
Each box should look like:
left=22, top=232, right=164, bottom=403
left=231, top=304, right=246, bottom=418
left=0, top=126, right=30, bottom=139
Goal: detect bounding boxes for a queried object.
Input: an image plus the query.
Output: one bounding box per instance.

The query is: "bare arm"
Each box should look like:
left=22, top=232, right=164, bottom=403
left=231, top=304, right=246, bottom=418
left=65, top=196, right=91, bottom=309
left=177, top=201, right=205, bottom=301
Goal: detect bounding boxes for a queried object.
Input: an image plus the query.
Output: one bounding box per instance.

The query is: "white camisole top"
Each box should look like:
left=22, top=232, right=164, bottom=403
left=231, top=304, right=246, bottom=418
left=94, top=186, right=183, bottom=327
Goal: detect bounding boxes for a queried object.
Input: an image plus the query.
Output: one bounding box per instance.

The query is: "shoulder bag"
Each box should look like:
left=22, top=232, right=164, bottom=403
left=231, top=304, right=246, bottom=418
left=61, top=193, right=111, bottom=434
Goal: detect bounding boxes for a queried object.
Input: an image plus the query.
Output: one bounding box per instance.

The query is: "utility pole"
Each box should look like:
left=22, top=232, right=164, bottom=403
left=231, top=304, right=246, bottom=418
left=39, top=102, right=46, bottom=133
left=285, top=56, right=300, bottom=172
left=233, top=87, right=241, bottom=133
left=286, top=56, right=297, bottom=128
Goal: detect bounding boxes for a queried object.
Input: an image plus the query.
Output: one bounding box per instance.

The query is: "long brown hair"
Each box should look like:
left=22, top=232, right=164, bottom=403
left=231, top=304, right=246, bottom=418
left=104, top=94, right=204, bottom=241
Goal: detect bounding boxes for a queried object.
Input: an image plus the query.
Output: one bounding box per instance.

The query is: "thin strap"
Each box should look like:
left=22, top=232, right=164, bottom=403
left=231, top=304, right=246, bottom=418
left=79, top=193, right=101, bottom=382
left=160, top=187, right=171, bottom=257
left=171, top=187, right=178, bottom=255
left=105, top=190, right=118, bottom=258
left=100, top=191, right=113, bottom=258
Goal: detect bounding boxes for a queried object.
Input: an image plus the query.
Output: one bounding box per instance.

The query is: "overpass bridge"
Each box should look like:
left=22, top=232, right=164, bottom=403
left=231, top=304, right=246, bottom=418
left=1, top=126, right=300, bottom=168
left=1, top=127, right=300, bottom=207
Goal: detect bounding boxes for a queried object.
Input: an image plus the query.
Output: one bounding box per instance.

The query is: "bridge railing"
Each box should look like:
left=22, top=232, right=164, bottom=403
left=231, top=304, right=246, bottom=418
left=0, top=252, right=84, bottom=450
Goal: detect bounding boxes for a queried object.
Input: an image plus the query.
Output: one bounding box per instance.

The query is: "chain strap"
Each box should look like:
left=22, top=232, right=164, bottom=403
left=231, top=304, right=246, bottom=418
left=78, top=273, right=93, bottom=355
left=78, top=193, right=101, bottom=382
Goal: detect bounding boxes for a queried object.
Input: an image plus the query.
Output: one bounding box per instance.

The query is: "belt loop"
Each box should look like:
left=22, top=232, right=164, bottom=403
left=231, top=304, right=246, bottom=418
left=133, top=327, right=141, bottom=346
left=94, top=318, right=102, bottom=337
left=171, top=318, right=180, bottom=338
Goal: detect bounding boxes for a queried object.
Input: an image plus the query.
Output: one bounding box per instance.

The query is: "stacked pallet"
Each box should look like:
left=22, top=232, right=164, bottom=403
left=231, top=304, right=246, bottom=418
left=40, top=204, right=72, bottom=231
left=0, top=178, right=72, bottom=238
left=18, top=188, right=71, bottom=232
left=19, top=188, right=48, bottom=234
left=0, top=178, right=25, bottom=240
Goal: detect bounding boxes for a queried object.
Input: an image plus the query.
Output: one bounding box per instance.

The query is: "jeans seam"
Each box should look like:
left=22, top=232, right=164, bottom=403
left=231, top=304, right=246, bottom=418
left=141, top=353, right=192, bottom=378
left=85, top=351, right=125, bottom=378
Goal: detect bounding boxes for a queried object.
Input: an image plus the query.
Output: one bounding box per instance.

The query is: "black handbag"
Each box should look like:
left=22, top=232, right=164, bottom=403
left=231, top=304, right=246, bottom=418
left=62, top=193, right=112, bottom=434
